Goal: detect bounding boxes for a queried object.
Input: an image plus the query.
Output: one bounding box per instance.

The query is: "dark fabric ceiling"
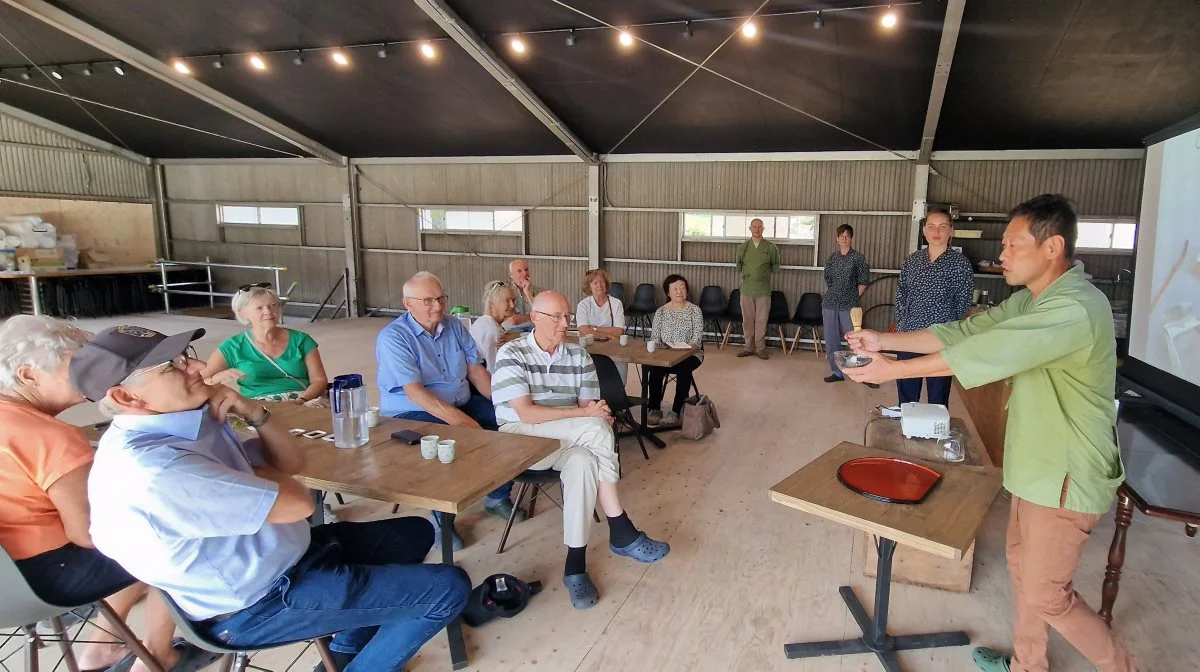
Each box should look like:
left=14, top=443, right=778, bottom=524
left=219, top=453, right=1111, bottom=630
left=0, top=0, right=1196, bottom=158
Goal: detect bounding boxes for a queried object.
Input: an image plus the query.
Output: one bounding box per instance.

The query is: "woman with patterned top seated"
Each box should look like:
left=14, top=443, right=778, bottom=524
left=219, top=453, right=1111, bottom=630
left=646, top=274, right=704, bottom=426
left=894, top=208, right=974, bottom=407
left=202, top=283, right=329, bottom=406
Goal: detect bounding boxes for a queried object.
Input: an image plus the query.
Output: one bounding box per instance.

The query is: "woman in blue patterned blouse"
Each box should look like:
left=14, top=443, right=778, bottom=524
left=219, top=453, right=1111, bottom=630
left=893, top=208, right=974, bottom=406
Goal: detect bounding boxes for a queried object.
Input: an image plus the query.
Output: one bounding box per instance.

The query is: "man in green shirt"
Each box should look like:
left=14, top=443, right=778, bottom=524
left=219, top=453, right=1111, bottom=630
left=734, top=218, right=780, bottom=360
left=843, top=194, right=1133, bottom=672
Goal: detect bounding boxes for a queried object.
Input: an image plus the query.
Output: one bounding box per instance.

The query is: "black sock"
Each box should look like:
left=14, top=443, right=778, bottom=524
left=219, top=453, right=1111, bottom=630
left=565, top=545, right=587, bottom=576
left=607, top=512, right=639, bottom=548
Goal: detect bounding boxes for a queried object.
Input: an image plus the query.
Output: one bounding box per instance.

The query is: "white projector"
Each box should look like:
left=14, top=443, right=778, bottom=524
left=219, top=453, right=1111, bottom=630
left=900, top=402, right=951, bottom=439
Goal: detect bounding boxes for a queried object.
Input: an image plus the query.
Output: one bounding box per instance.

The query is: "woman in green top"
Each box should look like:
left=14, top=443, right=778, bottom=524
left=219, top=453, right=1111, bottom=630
left=202, top=284, right=330, bottom=406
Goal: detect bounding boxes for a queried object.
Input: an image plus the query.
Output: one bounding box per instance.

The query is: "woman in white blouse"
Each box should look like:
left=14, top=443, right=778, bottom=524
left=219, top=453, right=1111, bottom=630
left=469, top=280, right=517, bottom=371
left=576, top=268, right=629, bottom=383
left=647, top=274, right=705, bottom=426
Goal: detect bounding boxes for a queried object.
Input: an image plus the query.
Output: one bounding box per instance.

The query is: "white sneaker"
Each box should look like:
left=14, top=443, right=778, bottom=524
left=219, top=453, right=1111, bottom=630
left=661, top=410, right=679, bottom=425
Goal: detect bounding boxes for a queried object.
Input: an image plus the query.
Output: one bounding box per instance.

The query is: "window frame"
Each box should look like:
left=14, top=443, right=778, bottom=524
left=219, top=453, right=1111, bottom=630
left=680, top=210, right=819, bottom=244
left=417, top=207, right=526, bottom=235
left=215, top=203, right=302, bottom=228
left=1074, top=218, right=1137, bottom=255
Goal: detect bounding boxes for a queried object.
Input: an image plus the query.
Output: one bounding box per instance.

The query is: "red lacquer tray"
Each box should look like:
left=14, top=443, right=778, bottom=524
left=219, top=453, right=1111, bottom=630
left=837, top=457, right=942, bottom=505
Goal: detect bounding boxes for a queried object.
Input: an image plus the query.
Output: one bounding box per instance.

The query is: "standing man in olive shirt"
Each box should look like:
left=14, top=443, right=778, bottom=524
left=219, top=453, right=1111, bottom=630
left=734, top=218, right=780, bottom=360
left=843, top=194, right=1133, bottom=672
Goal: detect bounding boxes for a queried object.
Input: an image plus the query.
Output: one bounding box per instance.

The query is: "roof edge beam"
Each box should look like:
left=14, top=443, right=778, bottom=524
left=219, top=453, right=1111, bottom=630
left=917, top=0, right=966, bottom=164
left=410, top=0, right=597, bottom=164
left=2, top=0, right=346, bottom=166
left=0, top=100, right=150, bottom=164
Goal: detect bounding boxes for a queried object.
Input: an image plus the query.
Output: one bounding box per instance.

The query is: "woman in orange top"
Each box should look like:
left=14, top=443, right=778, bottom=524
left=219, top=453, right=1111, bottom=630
left=0, top=316, right=181, bottom=672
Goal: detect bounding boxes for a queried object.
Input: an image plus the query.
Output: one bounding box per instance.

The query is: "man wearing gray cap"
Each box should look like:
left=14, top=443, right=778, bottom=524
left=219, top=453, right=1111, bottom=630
left=73, top=325, right=470, bottom=672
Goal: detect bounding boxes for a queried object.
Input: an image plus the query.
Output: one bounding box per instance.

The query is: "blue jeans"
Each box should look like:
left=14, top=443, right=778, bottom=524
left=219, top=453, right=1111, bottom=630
left=394, top=394, right=513, bottom=505
left=200, top=518, right=470, bottom=672
left=895, top=351, right=952, bottom=407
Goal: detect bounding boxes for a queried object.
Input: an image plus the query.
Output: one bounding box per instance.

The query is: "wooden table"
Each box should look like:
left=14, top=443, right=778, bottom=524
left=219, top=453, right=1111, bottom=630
left=770, top=442, right=1002, bottom=670
left=576, top=335, right=699, bottom=449
left=1099, top=400, right=1200, bottom=624
left=863, top=415, right=988, bottom=592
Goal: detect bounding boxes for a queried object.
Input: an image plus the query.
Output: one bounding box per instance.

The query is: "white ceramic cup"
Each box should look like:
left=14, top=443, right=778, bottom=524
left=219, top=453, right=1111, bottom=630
left=619, top=335, right=630, bottom=346
left=437, top=439, right=456, bottom=464
left=581, top=334, right=593, bottom=346
left=646, top=341, right=657, bottom=353
left=364, top=406, right=380, bottom=428
left=420, top=435, right=439, bottom=460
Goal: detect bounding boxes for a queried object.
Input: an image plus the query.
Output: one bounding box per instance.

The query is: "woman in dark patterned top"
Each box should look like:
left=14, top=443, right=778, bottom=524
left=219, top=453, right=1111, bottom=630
left=647, top=274, right=704, bottom=426
left=822, top=224, right=872, bottom=383
left=894, top=208, right=974, bottom=406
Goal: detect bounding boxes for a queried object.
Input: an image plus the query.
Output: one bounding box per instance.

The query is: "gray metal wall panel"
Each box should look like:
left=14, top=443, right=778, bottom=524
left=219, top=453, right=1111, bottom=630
left=603, top=211, right=677, bottom=261
left=0, top=114, right=150, bottom=200
left=360, top=207, right=418, bottom=250
left=681, top=241, right=735, bottom=264
left=927, top=159, right=1144, bottom=216
left=605, top=161, right=912, bottom=211
left=301, top=205, right=345, bottom=248
left=163, top=163, right=344, bottom=202
left=422, top=234, right=521, bottom=255
left=527, top=210, right=587, bottom=257
left=1076, top=253, right=1133, bottom=280
left=357, top=163, right=587, bottom=207
left=818, top=215, right=909, bottom=270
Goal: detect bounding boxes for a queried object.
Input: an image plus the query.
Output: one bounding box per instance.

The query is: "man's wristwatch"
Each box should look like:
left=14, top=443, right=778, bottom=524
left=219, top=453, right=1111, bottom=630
left=246, top=406, right=272, bottom=428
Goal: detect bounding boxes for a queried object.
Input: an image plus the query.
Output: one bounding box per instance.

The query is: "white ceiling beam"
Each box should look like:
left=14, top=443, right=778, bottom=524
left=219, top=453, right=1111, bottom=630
left=2, top=0, right=346, bottom=166
left=917, top=0, right=966, bottom=164
left=410, top=0, right=597, bottom=164
left=0, top=99, right=149, bottom=164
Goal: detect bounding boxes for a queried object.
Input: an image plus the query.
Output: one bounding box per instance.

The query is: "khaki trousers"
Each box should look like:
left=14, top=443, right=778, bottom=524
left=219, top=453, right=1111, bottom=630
left=740, top=294, right=770, bottom=353
left=499, top=416, right=620, bottom=548
left=1007, top=495, right=1135, bottom=672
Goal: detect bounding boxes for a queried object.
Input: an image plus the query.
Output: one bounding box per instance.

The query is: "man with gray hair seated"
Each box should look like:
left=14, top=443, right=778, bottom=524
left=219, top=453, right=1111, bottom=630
left=74, top=325, right=469, bottom=672
left=376, top=271, right=522, bottom=551
left=492, top=290, right=670, bottom=610
left=505, top=258, right=538, bottom=332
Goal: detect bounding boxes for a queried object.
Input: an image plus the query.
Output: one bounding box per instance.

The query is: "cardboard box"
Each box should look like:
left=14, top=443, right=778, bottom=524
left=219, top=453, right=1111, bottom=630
left=15, top=247, right=66, bottom=273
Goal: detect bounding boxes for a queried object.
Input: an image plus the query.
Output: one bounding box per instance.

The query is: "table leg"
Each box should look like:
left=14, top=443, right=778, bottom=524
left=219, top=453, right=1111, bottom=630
left=440, top=512, right=469, bottom=670
left=1100, top=488, right=1135, bottom=625
left=308, top=489, right=326, bottom=527
left=784, top=537, right=970, bottom=670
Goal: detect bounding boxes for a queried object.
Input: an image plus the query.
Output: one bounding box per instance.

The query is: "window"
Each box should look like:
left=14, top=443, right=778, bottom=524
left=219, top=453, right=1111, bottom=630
left=1076, top=220, right=1136, bottom=252
left=419, top=208, right=524, bottom=233
left=217, top=205, right=300, bottom=227
left=682, top=211, right=817, bottom=242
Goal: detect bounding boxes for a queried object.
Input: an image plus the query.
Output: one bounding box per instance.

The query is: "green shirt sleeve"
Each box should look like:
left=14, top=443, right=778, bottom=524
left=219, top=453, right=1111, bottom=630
left=770, top=242, right=780, bottom=272
left=939, top=293, right=1093, bottom=389
left=218, top=334, right=242, bottom=368
left=293, top=330, right=318, bottom=357
left=734, top=241, right=746, bottom=272
left=930, top=292, right=1024, bottom=347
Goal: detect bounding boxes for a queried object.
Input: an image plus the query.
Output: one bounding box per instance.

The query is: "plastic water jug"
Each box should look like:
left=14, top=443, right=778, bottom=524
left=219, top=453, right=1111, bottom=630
left=330, top=373, right=369, bottom=448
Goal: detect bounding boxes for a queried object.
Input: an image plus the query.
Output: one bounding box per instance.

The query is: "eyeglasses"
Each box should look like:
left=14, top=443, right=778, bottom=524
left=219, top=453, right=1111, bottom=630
left=534, top=310, right=573, bottom=323
left=126, top=347, right=197, bottom=382
left=407, top=294, right=448, bottom=308
left=237, top=282, right=272, bottom=292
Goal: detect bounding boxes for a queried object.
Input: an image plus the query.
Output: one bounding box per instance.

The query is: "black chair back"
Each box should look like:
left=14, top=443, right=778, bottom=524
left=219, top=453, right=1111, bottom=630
left=608, top=281, right=625, bottom=305
left=592, top=354, right=632, bottom=413
left=698, top=285, right=725, bottom=317
left=628, top=283, right=657, bottom=314
left=768, top=290, right=791, bottom=324
left=792, top=292, right=823, bottom=325
left=723, top=289, right=742, bottom=319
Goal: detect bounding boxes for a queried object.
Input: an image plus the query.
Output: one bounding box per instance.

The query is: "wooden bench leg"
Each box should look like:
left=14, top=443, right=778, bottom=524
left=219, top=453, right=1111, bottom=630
left=720, top=323, right=733, bottom=349
left=1100, top=489, right=1135, bottom=625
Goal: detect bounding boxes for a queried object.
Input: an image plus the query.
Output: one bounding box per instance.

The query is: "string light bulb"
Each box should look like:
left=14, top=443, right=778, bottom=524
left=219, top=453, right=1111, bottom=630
left=682, top=21, right=693, bottom=38
left=511, top=37, right=526, bottom=53
left=814, top=11, right=824, bottom=29
left=19, top=68, right=31, bottom=80
left=212, top=55, right=224, bottom=69
left=619, top=30, right=634, bottom=47
left=881, top=9, right=898, bottom=28
left=113, top=63, right=125, bottom=75
left=331, top=50, right=350, bottom=66
left=293, top=51, right=304, bottom=66
left=249, top=54, right=266, bottom=71
left=566, top=29, right=577, bottom=46
left=81, top=63, right=93, bottom=76
left=50, top=68, right=63, bottom=80
left=172, top=60, right=191, bottom=75
left=377, top=44, right=388, bottom=59
left=420, top=42, right=436, bottom=59
left=741, top=21, right=758, bottom=38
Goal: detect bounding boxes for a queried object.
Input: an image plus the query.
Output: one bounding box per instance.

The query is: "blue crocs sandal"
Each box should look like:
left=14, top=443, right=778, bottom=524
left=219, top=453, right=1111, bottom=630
left=610, top=532, right=670, bottom=563
left=972, top=647, right=1012, bottom=672
left=563, top=573, right=599, bottom=610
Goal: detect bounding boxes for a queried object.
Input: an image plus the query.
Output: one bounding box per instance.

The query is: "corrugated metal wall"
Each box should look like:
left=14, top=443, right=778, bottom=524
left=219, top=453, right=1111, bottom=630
left=927, top=158, right=1144, bottom=216
left=0, top=112, right=151, bottom=201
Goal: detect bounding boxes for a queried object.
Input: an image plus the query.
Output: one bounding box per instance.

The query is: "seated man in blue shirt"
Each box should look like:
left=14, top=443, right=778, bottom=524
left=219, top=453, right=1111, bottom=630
left=72, top=325, right=469, bottom=672
left=377, top=271, right=521, bottom=551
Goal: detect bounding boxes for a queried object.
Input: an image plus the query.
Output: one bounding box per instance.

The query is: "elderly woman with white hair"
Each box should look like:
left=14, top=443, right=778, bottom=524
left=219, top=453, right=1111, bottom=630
left=202, top=283, right=329, bottom=406
left=0, top=316, right=195, bottom=672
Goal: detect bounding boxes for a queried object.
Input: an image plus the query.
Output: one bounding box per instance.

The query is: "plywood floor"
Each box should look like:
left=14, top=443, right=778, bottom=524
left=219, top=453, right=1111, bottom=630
left=10, top=314, right=1198, bottom=672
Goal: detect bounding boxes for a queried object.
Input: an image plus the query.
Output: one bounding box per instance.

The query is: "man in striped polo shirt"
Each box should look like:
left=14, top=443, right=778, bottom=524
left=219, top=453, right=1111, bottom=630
left=492, top=291, right=670, bottom=610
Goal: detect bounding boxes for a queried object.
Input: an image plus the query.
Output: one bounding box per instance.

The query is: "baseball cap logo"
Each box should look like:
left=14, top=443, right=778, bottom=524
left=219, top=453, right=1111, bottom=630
left=116, top=325, right=160, bottom=338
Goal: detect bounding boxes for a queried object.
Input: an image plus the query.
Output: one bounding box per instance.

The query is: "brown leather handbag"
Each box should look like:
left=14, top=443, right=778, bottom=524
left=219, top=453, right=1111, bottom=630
left=680, top=394, right=720, bottom=440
